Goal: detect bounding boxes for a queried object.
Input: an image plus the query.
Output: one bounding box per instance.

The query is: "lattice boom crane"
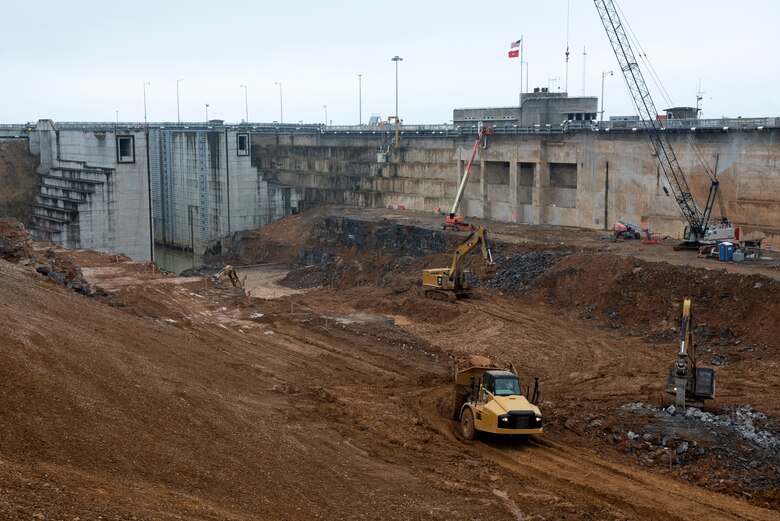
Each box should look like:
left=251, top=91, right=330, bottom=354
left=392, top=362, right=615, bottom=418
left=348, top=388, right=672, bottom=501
left=594, top=0, right=735, bottom=246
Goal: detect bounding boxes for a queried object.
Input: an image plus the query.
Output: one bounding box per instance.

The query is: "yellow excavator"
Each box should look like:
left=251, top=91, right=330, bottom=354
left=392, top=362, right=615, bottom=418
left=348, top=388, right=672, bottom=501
left=422, top=225, right=496, bottom=301
left=212, top=264, right=244, bottom=289
left=665, top=299, right=716, bottom=407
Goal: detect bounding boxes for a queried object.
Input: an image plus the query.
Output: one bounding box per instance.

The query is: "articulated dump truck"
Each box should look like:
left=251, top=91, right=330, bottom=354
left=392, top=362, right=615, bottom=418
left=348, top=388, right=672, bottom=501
left=451, top=356, right=542, bottom=440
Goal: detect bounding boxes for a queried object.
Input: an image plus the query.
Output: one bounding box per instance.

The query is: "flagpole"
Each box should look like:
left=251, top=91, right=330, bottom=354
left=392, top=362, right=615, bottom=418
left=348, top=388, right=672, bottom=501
left=519, top=36, right=524, bottom=106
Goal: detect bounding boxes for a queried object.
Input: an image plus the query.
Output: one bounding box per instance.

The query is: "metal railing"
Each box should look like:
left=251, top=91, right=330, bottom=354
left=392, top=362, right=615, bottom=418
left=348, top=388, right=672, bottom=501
left=3, top=115, right=778, bottom=138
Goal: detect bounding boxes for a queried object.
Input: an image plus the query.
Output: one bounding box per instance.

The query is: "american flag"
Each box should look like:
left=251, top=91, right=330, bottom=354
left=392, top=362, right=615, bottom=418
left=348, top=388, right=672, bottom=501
left=510, top=39, right=522, bottom=48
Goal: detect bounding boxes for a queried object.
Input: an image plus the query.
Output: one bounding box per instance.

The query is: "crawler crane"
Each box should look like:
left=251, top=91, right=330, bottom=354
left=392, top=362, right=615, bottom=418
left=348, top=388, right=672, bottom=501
left=594, top=0, right=737, bottom=248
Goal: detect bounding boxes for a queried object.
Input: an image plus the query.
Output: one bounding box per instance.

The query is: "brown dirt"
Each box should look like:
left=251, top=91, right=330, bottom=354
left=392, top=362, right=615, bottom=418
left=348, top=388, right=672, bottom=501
left=0, top=140, right=39, bottom=222
left=2, top=207, right=780, bottom=520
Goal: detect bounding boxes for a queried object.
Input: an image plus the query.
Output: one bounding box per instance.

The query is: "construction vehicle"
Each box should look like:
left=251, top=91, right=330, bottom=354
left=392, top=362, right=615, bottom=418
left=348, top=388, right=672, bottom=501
left=595, top=0, right=737, bottom=249
left=665, top=299, right=716, bottom=407
left=612, top=219, right=661, bottom=244
left=212, top=264, right=244, bottom=288
left=452, top=357, right=542, bottom=440
left=612, top=220, right=643, bottom=240
left=422, top=225, right=496, bottom=301
left=443, top=125, right=492, bottom=231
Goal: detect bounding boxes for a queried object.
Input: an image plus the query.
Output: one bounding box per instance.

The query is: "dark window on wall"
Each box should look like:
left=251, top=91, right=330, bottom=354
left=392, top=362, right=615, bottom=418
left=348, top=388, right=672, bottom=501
left=549, top=163, right=578, bottom=188
left=237, top=133, right=249, bottom=156
left=117, top=135, right=135, bottom=163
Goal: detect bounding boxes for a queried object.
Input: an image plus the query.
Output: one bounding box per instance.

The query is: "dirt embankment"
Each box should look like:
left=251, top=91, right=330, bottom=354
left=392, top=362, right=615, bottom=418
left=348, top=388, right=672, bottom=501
left=3, top=208, right=779, bottom=519
left=232, top=207, right=780, bottom=350
left=0, top=140, right=39, bottom=222
left=266, top=209, right=780, bottom=511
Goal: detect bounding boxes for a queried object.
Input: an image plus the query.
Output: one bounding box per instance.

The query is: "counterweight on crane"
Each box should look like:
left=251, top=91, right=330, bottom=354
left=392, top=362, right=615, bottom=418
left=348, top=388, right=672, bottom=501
left=594, top=0, right=736, bottom=247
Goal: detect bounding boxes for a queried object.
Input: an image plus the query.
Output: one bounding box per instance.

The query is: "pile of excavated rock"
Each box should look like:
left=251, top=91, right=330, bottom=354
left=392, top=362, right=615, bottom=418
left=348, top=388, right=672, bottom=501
left=479, top=251, right=567, bottom=294
left=621, top=402, right=780, bottom=452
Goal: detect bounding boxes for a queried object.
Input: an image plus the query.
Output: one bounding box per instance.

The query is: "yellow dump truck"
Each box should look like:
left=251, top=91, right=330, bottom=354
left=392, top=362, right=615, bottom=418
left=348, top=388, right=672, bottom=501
left=452, top=361, right=542, bottom=440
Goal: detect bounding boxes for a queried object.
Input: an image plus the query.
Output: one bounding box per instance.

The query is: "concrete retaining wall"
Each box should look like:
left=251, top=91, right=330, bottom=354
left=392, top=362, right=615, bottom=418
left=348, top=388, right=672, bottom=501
left=251, top=128, right=780, bottom=244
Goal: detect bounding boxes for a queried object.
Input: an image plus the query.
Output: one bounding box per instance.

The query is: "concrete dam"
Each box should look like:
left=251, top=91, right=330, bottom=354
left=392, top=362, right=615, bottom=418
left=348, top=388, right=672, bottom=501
left=1, top=116, right=778, bottom=261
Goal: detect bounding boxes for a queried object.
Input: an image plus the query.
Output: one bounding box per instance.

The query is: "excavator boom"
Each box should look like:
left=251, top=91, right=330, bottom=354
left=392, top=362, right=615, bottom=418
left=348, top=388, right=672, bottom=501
left=447, top=226, right=495, bottom=276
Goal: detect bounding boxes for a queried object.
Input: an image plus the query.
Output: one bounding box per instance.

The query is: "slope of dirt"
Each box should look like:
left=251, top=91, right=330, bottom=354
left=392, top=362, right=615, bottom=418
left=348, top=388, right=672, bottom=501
left=533, top=253, right=780, bottom=348
left=0, top=139, right=39, bottom=222
left=3, top=211, right=780, bottom=519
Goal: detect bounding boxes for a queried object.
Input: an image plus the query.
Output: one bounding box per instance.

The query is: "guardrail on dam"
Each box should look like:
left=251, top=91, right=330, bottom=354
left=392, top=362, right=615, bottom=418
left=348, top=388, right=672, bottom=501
left=3, top=118, right=778, bottom=260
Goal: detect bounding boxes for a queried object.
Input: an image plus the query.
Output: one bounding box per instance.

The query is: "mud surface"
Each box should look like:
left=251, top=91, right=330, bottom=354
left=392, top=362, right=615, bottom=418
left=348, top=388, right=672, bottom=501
left=2, top=207, right=779, bottom=520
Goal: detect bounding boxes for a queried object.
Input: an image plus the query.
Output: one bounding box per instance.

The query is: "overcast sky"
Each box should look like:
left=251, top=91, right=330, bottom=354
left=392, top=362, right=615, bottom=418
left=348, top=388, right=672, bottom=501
left=2, top=1, right=777, bottom=125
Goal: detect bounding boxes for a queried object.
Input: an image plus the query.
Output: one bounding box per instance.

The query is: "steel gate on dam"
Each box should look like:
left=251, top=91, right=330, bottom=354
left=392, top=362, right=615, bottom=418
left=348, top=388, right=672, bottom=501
left=5, top=118, right=779, bottom=260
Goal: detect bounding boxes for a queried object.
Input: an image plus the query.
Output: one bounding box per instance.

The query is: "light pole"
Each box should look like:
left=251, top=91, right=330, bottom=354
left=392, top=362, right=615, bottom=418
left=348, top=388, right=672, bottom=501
left=274, top=82, right=283, bottom=123
left=176, top=79, right=184, bottom=123
left=205, top=103, right=209, bottom=122
left=143, top=81, right=150, bottom=125
left=601, top=70, right=613, bottom=124
left=323, top=104, right=328, bottom=125
left=358, top=74, right=362, bottom=125
left=522, top=61, right=529, bottom=94
left=391, top=55, right=402, bottom=119
left=240, top=84, right=249, bottom=122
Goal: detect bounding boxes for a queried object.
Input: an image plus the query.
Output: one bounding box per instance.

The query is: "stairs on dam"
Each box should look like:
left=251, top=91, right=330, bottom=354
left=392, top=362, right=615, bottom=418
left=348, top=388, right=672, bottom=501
left=29, top=166, right=113, bottom=246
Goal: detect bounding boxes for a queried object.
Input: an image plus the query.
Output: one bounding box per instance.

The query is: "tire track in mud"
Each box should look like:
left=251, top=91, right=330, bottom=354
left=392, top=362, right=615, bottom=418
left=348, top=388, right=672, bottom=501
left=413, top=387, right=779, bottom=521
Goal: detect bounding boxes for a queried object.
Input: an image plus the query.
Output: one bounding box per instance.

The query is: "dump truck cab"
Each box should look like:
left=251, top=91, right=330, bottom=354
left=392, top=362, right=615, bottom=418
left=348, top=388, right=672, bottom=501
left=453, top=365, right=543, bottom=440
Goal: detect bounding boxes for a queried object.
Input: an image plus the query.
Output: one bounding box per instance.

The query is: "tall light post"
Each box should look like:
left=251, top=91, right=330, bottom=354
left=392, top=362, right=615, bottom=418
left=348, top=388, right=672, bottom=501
left=240, top=84, right=249, bottom=122
left=601, top=70, right=613, bottom=124
left=176, top=79, right=184, bottom=123
left=143, top=81, right=150, bottom=126
left=274, top=81, right=283, bottom=123
left=205, top=103, right=209, bottom=122
left=522, top=61, right=529, bottom=94
left=358, top=74, right=362, bottom=125
left=323, top=104, right=328, bottom=125
left=391, top=55, right=402, bottom=119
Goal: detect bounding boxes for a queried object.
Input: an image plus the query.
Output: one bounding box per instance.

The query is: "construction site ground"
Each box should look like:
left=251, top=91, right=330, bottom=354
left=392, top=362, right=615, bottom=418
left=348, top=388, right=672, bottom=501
left=1, top=208, right=779, bottom=520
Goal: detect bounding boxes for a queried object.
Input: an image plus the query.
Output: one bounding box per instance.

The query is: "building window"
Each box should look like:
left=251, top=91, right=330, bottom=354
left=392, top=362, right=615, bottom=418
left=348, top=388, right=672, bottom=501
left=237, top=133, right=250, bottom=156
left=117, top=135, right=135, bottom=163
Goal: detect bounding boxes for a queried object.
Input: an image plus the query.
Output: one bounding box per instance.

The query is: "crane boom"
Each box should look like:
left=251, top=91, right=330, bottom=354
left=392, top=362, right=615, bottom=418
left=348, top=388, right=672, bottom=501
left=443, top=126, right=492, bottom=231
left=594, top=0, right=726, bottom=243
left=450, top=127, right=487, bottom=216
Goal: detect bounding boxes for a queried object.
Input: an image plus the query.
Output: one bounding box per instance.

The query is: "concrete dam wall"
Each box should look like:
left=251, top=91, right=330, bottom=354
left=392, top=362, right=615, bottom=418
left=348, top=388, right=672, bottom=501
left=253, top=127, right=780, bottom=244
left=1, top=120, right=778, bottom=260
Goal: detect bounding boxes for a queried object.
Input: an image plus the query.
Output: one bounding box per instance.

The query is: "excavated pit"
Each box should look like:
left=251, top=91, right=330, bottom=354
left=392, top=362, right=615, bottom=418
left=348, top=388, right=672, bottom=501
left=2, top=206, right=780, bottom=519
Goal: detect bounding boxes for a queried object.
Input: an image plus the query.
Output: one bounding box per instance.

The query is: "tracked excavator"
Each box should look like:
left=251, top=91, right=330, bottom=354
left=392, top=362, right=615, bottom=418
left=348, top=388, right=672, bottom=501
left=422, top=225, right=496, bottom=301
left=665, top=299, right=716, bottom=407
left=452, top=357, right=542, bottom=440
left=212, top=264, right=244, bottom=289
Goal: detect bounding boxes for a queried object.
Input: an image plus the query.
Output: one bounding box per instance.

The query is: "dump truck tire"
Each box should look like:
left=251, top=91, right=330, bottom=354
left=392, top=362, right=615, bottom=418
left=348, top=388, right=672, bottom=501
left=451, top=386, right=468, bottom=421
left=460, top=407, right=476, bottom=441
